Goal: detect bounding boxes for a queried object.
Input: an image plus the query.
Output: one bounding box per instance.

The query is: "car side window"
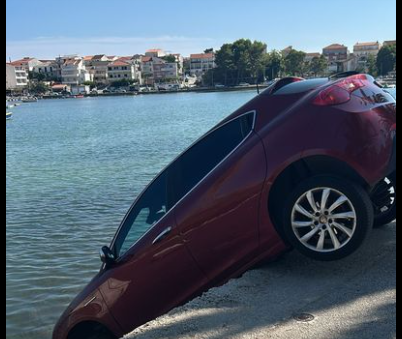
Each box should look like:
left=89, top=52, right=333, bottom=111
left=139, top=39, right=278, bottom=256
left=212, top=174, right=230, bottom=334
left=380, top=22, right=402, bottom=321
left=116, top=170, right=171, bottom=257
left=114, top=112, right=255, bottom=257
left=174, top=112, right=255, bottom=202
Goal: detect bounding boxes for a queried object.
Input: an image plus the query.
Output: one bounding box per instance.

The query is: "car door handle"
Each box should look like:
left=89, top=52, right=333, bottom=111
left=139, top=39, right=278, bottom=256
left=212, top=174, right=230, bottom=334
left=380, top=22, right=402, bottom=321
left=152, top=227, right=173, bottom=245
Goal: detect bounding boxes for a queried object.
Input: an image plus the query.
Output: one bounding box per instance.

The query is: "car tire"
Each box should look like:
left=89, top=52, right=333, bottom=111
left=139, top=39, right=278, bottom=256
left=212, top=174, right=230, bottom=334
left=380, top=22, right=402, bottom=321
left=372, top=172, right=396, bottom=228
left=283, top=176, right=373, bottom=261
left=87, top=333, right=116, bottom=339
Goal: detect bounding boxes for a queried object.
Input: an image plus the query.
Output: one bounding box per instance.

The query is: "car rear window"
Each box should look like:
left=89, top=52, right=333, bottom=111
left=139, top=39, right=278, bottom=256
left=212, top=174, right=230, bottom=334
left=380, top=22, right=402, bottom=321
left=274, top=79, right=328, bottom=95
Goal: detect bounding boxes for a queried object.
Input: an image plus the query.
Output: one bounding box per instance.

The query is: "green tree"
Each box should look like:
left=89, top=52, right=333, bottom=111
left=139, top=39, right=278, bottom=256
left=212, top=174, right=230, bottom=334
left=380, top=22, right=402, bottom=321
left=204, top=48, right=214, bottom=54
left=367, top=54, right=378, bottom=76
left=310, top=55, right=328, bottom=77
left=248, top=41, right=268, bottom=84
left=377, top=45, right=396, bottom=75
left=31, top=82, right=50, bottom=94
left=162, top=55, right=177, bottom=63
left=83, top=81, right=97, bottom=89
left=29, top=71, right=46, bottom=82
left=212, top=39, right=268, bottom=85
left=284, top=50, right=307, bottom=76
left=215, top=43, right=235, bottom=85
left=265, top=50, right=284, bottom=80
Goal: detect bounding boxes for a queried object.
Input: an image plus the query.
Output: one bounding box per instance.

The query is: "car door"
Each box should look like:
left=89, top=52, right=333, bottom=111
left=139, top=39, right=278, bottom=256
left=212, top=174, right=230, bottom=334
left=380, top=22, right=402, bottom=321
left=98, top=168, right=208, bottom=334
left=173, top=112, right=267, bottom=280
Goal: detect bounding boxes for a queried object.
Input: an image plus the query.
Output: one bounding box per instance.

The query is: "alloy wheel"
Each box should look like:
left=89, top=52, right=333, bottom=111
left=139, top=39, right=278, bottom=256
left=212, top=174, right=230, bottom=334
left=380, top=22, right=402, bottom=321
left=291, top=188, right=357, bottom=253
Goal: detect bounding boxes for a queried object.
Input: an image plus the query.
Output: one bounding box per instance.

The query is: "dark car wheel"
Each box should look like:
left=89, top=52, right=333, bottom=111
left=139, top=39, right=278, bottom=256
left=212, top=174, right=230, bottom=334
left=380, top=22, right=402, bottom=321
left=371, top=172, right=396, bottom=228
left=283, top=176, right=373, bottom=261
left=87, top=333, right=116, bottom=339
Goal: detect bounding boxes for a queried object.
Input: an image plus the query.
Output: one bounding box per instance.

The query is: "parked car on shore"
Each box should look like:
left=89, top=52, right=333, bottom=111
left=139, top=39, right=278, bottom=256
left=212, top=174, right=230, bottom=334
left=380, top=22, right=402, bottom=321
left=53, top=74, right=396, bottom=339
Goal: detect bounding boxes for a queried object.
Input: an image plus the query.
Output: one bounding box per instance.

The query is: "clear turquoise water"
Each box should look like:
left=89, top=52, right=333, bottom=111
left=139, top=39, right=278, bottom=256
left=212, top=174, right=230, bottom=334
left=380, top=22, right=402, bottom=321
left=6, top=91, right=257, bottom=339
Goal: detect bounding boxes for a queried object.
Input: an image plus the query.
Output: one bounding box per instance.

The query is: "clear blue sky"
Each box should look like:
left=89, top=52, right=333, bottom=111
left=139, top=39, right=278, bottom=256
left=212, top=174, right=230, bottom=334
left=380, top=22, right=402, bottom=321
left=6, top=0, right=396, bottom=60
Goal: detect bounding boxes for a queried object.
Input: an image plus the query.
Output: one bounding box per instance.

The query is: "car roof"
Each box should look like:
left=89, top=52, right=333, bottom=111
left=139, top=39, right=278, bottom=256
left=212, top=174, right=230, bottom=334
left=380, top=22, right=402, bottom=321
left=273, top=78, right=329, bottom=95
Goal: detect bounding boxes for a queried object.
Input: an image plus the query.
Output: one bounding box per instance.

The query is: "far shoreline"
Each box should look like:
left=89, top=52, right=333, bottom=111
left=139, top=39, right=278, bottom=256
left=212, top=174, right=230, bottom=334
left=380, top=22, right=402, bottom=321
left=39, top=85, right=269, bottom=100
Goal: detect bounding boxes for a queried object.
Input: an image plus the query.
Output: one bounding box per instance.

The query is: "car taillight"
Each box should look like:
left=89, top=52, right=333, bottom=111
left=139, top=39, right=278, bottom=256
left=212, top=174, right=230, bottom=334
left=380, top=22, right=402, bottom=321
left=313, top=75, right=369, bottom=106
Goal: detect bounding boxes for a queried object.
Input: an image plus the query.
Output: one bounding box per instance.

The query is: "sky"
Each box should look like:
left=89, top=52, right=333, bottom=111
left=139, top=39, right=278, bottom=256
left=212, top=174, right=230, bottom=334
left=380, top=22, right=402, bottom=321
left=6, top=0, right=396, bottom=61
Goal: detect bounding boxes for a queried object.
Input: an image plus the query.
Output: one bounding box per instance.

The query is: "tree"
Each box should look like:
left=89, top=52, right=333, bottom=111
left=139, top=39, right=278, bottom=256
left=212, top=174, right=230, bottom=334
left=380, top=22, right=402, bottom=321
left=215, top=43, right=235, bottom=85
left=248, top=41, right=268, bottom=84
left=83, top=81, right=96, bottom=89
left=31, top=82, right=49, bottom=94
left=162, top=55, right=177, bottom=63
left=204, top=48, right=214, bottom=54
left=284, top=50, right=306, bottom=76
left=377, top=45, right=396, bottom=76
left=212, top=39, right=268, bottom=85
left=29, top=71, right=46, bottom=82
left=367, top=54, right=378, bottom=76
left=265, top=50, right=284, bottom=80
left=109, top=79, right=137, bottom=88
left=310, top=55, right=328, bottom=77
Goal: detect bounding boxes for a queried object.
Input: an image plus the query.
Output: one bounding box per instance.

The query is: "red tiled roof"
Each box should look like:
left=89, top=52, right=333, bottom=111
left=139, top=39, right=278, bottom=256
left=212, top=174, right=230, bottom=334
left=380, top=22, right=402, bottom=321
left=306, top=53, right=321, bottom=57
left=147, top=49, right=163, bottom=53
left=324, top=44, right=347, bottom=50
left=141, top=56, right=152, bottom=62
left=355, top=42, right=380, bottom=47
left=52, top=84, right=67, bottom=89
left=91, top=54, right=106, bottom=60
left=10, top=58, right=36, bottom=66
left=118, top=56, right=133, bottom=61
left=190, top=53, right=214, bottom=60
left=110, top=60, right=131, bottom=67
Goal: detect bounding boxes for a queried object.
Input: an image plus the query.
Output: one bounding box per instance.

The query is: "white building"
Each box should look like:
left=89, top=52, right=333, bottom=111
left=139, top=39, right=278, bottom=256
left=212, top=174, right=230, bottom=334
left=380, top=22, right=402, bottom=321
left=305, top=53, right=322, bottom=63
left=190, top=53, right=215, bottom=79
left=108, top=58, right=142, bottom=84
left=9, top=57, right=41, bottom=72
left=33, top=60, right=61, bottom=80
left=84, top=55, right=114, bottom=85
left=354, top=42, right=382, bottom=59
left=6, top=63, right=28, bottom=90
left=145, top=49, right=166, bottom=58
left=141, top=56, right=181, bottom=85
left=61, top=59, right=93, bottom=85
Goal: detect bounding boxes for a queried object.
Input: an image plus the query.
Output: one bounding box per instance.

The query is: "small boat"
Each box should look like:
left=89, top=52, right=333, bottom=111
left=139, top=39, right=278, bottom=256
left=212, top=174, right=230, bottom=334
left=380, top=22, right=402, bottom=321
left=22, top=97, right=39, bottom=103
left=6, top=112, right=13, bottom=120
left=75, top=95, right=85, bottom=99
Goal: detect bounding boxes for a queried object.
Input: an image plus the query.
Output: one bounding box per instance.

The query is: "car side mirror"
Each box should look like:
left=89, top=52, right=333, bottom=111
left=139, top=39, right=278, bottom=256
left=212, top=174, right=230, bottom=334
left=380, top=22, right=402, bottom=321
left=100, top=246, right=116, bottom=266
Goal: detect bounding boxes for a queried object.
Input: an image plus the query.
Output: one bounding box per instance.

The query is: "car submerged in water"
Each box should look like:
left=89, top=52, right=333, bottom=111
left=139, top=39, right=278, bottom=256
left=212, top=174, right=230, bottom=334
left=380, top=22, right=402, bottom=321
left=53, top=73, right=396, bottom=339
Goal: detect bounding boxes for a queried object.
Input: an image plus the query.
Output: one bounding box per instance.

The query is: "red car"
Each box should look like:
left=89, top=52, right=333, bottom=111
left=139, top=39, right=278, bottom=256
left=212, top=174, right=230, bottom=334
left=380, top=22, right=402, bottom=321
left=53, top=74, right=396, bottom=339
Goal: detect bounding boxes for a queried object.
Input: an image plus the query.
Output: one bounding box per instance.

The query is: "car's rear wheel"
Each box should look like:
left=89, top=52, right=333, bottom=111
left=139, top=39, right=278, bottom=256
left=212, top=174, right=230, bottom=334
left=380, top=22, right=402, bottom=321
left=283, top=176, right=373, bottom=261
left=371, top=172, right=396, bottom=228
left=87, top=332, right=116, bottom=339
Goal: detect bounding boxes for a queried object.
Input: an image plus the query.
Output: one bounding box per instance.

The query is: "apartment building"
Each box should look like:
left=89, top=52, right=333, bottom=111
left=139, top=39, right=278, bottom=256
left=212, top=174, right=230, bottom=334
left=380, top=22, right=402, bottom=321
left=189, top=53, right=215, bottom=79
left=6, top=63, right=28, bottom=90
left=61, top=58, right=93, bottom=85
left=305, top=53, right=322, bottom=63
left=323, top=44, right=349, bottom=61
left=33, top=60, right=61, bottom=80
left=84, top=55, right=114, bottom=85
left=108, top=58, right=142, bottom=84
left=9, top=57, right=41, bottom=72
left=145, top=49, right=166, bottom=58
left=354, top=41, right=382, bottom=58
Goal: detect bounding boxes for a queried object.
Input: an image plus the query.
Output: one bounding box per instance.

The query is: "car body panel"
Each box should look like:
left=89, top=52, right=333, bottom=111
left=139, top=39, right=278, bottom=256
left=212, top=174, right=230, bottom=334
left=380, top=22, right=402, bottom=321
left=175, top=132, right=267, bottom=280
left=98, top=212, right=208, bottom=333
